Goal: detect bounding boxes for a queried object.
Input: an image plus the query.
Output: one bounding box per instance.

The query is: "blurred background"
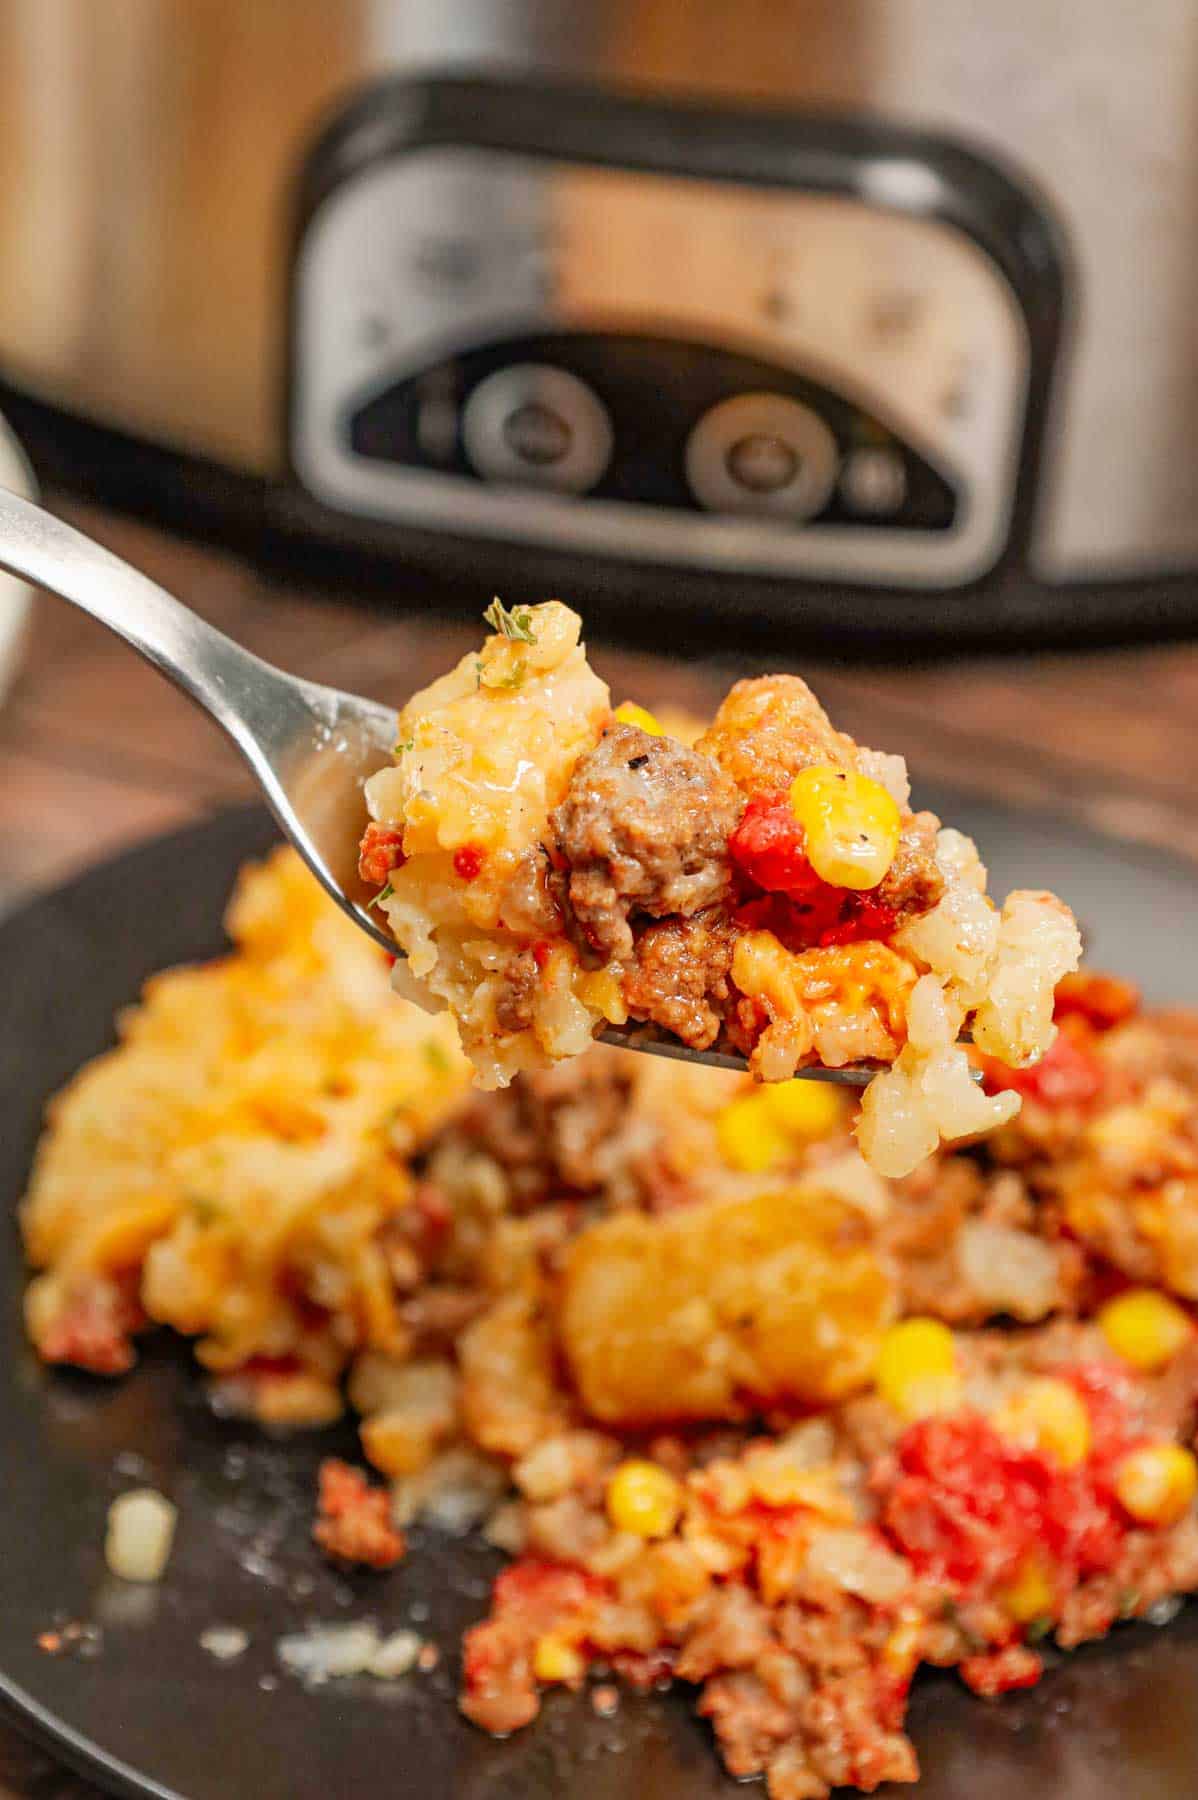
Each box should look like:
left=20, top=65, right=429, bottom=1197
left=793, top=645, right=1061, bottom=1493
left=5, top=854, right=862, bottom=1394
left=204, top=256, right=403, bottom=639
left=1, top=0, right=1197, bottom=921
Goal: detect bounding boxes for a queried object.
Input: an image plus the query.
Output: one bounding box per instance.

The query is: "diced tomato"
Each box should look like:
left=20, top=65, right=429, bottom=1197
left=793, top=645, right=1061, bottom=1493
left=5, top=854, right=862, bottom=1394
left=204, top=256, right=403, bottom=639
left=735, top=888, right=843, bottom=946
left=453, top=845, right=485, bottom=881
left=358, top=822, right=406, bottom=886
left=981, top=1030, right=1105, bottom=1108
left=818, top=895, right=899, bottom=947
left=729, top=792, right=898, bottom=950
left=488, top=1558, right=607, bottom=1627
left=1054, top=970, right=1140, bottom=1031
left=729, top=793, right=826, bottom=900
left=531, top=939, right=554, bottom=970
left=879, top=1403, right=1131, bottom=1599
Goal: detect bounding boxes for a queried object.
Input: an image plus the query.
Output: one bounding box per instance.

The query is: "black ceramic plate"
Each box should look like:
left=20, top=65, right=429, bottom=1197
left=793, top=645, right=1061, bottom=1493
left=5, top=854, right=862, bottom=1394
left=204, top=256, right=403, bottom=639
left=5, top=798, right=1198, bottom=1800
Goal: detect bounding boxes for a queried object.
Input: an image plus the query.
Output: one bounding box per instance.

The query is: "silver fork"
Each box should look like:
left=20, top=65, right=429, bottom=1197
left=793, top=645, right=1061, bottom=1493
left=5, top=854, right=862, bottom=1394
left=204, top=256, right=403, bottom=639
left=0, top=487, right=896, bottom=1086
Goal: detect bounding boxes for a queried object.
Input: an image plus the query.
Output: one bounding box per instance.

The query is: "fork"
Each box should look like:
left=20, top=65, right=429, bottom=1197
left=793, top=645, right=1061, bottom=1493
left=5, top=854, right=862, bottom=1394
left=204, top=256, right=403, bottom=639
left=0, top=487, right=898, bottom=1085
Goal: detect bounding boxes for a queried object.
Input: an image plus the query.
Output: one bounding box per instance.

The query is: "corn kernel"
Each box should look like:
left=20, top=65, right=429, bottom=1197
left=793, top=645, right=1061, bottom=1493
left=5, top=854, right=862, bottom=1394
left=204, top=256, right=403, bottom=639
left=1098, top=1288, right=1193, bottom=1372
left=1114, top=1443, right=1198, bottom=1527
left=994, top=1377, right=1091, bottom=1469
left=761, top=1079, right=849, bottom=1142
left=788, top=765, right=902, bottom=891
left=882, top=1608, right=924, bottom=1679
left=614, top=701, right=664, bottom=736
left=716, top=1092, right=792, bottom=1173
left=875, top=1318, right=962, bottom=1420
left=1002, top=1553, right=1054, bottom=1624
left=606, top=1460, right=683, bottom=1539
left=533, top=1633, right=586, bottom=1685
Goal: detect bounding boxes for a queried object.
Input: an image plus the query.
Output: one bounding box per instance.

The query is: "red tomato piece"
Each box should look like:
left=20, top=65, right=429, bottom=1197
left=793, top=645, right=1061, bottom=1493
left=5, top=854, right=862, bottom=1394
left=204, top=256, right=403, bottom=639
left=729, top=793, right=897, bottom=949
left=879, top=1403, right=1131, bottom=1599
left=358, top=822, right=406, bottom=886
left=728, top=793, right=826, bottom=899
left=1053, top=971, right=1139, bottom=1031
left=982, top=1030, right=1104, bottom=1108
left=453, top=845, right=486, bottom=881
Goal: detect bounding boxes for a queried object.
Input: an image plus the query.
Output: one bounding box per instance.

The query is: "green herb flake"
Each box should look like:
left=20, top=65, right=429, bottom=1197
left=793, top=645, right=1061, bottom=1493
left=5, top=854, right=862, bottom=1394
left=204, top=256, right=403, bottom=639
left=474, top=658, right=484, bottom=689
left=423, top=1040, right=451, bottom=1075
left=394, top=736, right=414, bottom=756
left=1025, top=1615, right=1054, bottom=1643
left=483, top=596, right=537, bottom=644
left=491, top=659, right=527, bottom=690
left=189, top=1195, right=221, bottom=1225
left=374, top=881, right=394, bottom=906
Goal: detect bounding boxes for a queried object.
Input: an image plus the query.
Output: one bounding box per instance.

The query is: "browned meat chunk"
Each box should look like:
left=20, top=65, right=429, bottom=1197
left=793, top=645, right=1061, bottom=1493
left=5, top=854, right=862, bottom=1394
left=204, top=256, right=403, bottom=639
left=552, top=723, right=743, bottom=959
left=495, top=947, right=539, bottom=1034
left=876, top=810, right=944, bottom=919
left=437, top=1057, right=639, bottom=1200
left=312, top=1458, right=406, bottom=1569
left=621, top=910, right=737, bottom=1050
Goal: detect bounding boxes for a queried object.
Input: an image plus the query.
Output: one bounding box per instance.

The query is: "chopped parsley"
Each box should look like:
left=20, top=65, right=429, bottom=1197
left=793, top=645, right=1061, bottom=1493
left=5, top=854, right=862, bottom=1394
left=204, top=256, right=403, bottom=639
left=1025, top=1615, right=1054, bottom=1643
left=483, top=596, right=537, bottom=643
left=423, top=1039, right=451, bottom=1075
left=474, top=658, right=484, bottom=689
left=492, top=659, right=527, bottom=690
left=374, top=881, right=394, bottom=905
left=394, top=737, right=414, bottom=755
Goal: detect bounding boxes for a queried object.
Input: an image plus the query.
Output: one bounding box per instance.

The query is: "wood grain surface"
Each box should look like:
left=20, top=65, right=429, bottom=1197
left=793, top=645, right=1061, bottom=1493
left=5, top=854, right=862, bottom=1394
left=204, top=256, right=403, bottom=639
left=1, top=496, right=1197, bottom=1797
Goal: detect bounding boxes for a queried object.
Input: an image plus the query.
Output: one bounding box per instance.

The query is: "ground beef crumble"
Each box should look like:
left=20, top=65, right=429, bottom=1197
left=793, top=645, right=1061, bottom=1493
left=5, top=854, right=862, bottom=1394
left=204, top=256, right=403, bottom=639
left=312, top=1458, right=406, bottom=1569
left=551, top=721, right=743, bottom=960
left=35, top=1270, right=144, bottom=1375
left=621, top=909, right=738, bottom=1050
left=875, top=811, right=944, bottom=920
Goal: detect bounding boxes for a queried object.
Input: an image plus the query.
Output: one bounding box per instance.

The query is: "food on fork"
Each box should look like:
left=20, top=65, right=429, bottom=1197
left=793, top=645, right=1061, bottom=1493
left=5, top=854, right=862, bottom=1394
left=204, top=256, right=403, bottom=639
left=361, top=600, right=1080, bottom=1174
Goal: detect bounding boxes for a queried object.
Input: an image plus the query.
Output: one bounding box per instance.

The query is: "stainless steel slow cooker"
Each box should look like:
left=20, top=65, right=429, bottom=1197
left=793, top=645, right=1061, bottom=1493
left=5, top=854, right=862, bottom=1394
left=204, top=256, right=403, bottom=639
left=0, top=0, right=1193, bottom=639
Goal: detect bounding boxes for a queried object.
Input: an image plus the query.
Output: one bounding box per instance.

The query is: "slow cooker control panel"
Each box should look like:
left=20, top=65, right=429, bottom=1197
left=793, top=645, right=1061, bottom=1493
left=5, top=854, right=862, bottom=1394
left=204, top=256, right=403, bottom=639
left=291, top=112, right=1037, bottom=589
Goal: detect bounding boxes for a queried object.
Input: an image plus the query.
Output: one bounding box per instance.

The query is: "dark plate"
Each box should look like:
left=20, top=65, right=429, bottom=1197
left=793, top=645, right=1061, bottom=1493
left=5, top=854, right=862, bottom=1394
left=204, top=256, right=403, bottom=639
left=4, top=798, right=1198, bottom=1800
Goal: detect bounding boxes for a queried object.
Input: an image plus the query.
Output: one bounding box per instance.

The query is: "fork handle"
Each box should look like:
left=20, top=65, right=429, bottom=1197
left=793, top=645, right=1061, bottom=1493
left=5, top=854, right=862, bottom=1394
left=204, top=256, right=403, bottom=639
left=0, top=486, right=300, bottom=755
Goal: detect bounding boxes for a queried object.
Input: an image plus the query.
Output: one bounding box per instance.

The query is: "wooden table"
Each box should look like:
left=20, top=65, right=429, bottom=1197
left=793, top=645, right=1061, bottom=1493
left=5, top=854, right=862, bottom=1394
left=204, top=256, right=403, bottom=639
left=2, top=497, right=1197, bottom=1796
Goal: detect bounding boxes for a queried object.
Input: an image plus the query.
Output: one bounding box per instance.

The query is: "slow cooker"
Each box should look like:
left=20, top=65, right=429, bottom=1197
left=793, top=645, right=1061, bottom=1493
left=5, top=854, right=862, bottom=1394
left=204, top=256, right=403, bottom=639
left=0, top=0, right=1193, bottom=645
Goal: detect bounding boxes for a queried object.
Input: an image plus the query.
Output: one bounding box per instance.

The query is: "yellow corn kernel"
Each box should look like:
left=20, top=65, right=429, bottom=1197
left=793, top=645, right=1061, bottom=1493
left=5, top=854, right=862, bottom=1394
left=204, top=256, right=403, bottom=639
left=875, top=1318, right=962, bottom=1421
left=761, top=1078, right=849, bottom=1142
left=1002, top=1553, right=1054, bottom=1624
left=533, top=1633, right=586, bottom=1685
left=882, top=1608, right=924, bottom=1679
left=614, top=701, right=664, bottom=737
left=716, top=1092, right=792, bottom=1173
left=1114, top=1444, right=1198, bottom=1527
left=1098, top=1288, right=1193, bottom=1371
left=606, top=1460, right=683, bottom=1539
left=994, top=1377, right=1091, bottom=1469
left=789, top=765, right=902, bottom=891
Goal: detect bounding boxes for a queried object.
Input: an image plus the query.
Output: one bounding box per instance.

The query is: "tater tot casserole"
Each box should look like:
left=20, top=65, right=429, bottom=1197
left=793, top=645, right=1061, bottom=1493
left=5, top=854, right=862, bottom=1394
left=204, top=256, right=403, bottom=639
left=22, top=847, right=1198, bottom=1799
